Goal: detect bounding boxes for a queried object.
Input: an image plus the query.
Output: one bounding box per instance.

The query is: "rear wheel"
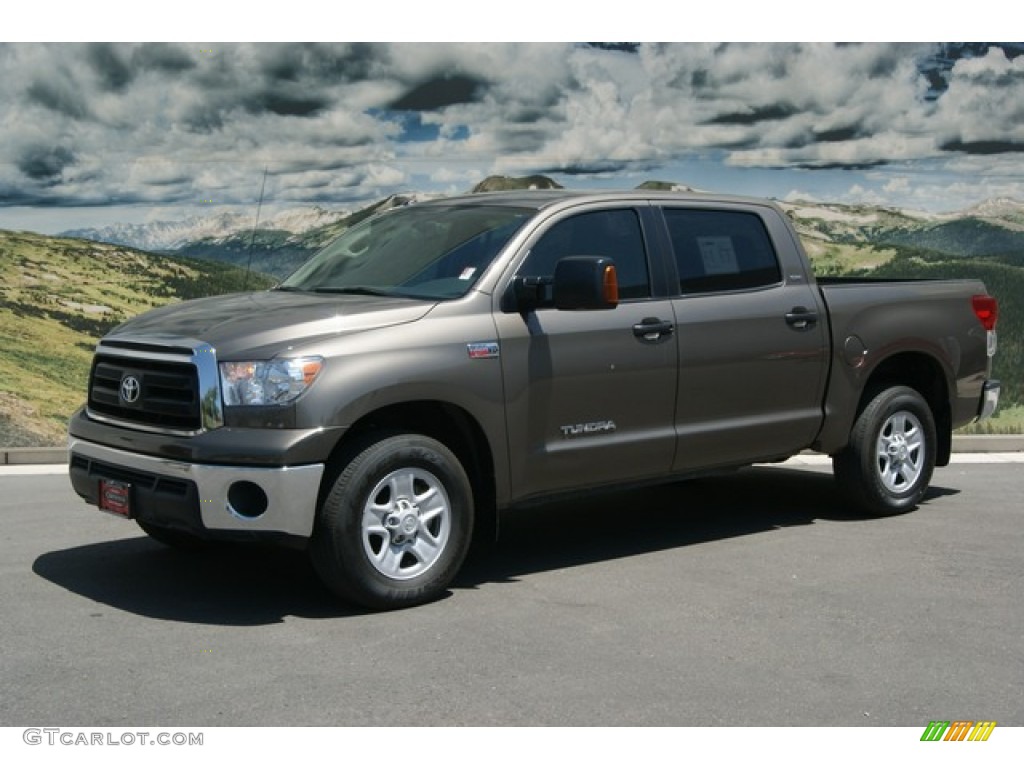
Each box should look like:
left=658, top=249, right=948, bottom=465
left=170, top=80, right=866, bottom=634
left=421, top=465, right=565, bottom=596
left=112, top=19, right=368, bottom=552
left=309, top=433, right=474, bottom=610
left=833, top=386, right=937, bottom=516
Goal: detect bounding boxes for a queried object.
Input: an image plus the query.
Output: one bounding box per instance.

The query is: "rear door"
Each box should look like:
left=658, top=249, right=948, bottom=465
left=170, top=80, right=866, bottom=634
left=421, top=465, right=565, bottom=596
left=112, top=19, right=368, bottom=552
left=660, top=204, right=829, bottom=469
left=494, top=205, right=679, bottom=499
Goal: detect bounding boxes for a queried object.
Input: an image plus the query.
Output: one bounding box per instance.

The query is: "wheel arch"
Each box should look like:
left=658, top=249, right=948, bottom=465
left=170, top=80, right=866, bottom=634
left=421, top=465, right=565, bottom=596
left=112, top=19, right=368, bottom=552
left=855, top=352, right=953, bottom=467
left=318, top=400, right=498, bottom=538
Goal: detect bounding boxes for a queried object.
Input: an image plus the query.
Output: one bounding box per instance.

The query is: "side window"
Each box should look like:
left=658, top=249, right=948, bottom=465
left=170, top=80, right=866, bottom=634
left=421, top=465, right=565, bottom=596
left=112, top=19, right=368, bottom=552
left=519, top=209, right=651, bottom=300
left=664, top=209, right=782, bottom=294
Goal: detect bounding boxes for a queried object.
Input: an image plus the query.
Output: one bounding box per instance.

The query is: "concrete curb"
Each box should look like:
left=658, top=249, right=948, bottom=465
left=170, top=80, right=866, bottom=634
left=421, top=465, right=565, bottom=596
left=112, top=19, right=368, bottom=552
left=949, top=434, right=1024, bottom=453
left=3, top=434, right=1023, bottom=465
left=2, top=447, right=69, bottom=465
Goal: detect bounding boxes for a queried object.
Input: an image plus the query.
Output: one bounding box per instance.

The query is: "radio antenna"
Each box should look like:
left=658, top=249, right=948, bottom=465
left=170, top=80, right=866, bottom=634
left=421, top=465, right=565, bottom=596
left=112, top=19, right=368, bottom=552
left=243, top=166, right=268, bottom=291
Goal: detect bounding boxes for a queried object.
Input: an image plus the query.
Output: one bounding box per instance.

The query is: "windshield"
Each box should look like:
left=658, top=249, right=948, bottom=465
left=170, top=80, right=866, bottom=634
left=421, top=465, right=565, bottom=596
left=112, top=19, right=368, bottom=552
left=278, top=204, right=532, bottom=299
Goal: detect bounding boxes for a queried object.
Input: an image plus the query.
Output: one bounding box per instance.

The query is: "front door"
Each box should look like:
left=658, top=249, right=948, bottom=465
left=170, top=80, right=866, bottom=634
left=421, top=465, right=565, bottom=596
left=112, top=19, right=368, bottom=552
left=494, top=207, right=678, bottom=499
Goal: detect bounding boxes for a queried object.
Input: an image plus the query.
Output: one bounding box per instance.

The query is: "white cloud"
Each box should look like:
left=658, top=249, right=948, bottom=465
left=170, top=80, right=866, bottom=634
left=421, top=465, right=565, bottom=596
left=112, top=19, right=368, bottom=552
left=2, top=42, right=1023, bottom=227
left=883, top=176, right=912, bottom=196
left=931, top=47, right=1024, bottom=145
left=841, top=183, right=889, bottom=206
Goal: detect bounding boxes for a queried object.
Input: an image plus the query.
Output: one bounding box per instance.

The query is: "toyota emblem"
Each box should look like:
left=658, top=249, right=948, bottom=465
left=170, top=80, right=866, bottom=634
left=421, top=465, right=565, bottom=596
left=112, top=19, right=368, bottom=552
left=120, top=375, right=141, bottom=404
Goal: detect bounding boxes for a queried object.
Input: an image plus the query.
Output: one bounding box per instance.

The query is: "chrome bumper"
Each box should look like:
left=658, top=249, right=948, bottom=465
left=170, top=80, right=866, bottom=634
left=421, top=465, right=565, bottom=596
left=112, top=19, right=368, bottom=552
left=69, top=438, right=323, bottom=537
left=978, top=380, right=1001, bottom=422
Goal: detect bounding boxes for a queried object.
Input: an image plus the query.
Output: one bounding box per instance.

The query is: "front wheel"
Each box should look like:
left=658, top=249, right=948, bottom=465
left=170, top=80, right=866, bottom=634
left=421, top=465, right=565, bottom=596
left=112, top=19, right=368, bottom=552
left=833, top=386, right=937, bottom=516
left=309, top=433, right=474, bottom=610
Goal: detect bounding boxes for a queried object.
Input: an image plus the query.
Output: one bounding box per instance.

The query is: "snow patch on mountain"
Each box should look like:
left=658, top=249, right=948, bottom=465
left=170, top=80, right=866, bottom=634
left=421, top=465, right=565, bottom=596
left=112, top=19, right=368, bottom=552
left=61, top=206, right=353, bottom=252
left=962, top=197, right=1024, bottom=220
left=60, top=192, right=1024, bottom=256
left=781, top=203, right=882, bottom=225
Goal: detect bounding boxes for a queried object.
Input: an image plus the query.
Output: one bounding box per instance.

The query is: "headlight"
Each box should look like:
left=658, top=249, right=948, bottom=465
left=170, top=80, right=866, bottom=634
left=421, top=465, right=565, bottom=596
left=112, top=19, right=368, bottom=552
left=219, top=357, right=323, bottom=406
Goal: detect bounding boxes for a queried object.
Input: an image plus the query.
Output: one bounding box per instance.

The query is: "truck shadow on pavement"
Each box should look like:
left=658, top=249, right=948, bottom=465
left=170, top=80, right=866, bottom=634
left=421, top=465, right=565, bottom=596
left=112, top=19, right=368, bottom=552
left=456, top=466, right=959, bottom=587
left=32, top=537, right=347, bottom=625
left=33, top=466, right=958, bottom=625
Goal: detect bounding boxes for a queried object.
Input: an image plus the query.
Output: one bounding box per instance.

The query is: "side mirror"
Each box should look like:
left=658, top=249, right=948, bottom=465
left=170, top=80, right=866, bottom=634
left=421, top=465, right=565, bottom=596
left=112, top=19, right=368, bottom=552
left=553, top=256, right=619, bottom=310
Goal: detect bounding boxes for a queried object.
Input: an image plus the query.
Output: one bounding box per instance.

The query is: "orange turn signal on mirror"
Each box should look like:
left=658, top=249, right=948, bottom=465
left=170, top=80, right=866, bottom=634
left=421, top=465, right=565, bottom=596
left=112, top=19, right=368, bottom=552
left=603, top=265, right=619, bottom=306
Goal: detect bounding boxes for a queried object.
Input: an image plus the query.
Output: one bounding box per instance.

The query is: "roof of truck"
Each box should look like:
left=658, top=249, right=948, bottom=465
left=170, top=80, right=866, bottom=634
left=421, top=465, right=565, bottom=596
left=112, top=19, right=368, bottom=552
left=417, top=188, right=779, bottom=211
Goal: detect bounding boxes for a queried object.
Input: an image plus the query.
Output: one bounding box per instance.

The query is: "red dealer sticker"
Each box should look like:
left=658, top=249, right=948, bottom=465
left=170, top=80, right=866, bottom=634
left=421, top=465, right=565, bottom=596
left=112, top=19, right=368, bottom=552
left=98, top=479, right=132, bottom=518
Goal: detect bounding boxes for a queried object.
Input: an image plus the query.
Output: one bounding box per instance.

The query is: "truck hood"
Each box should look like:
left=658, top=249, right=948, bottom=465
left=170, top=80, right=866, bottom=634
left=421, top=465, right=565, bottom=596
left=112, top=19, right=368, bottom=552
left=105, top=290, right=436, bottom=358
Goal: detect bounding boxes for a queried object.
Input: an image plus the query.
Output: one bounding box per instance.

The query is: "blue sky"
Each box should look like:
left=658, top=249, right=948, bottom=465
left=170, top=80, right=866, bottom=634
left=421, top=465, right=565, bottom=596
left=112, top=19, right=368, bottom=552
left=1, top=39, right=1022, bottom=234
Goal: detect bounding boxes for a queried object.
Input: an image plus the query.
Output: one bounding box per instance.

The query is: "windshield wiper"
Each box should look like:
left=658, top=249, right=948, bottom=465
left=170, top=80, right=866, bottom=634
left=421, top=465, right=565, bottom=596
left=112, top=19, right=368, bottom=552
left=278, top=285, right=431, bottom=300
left=306, top=286, right=398, bottom=297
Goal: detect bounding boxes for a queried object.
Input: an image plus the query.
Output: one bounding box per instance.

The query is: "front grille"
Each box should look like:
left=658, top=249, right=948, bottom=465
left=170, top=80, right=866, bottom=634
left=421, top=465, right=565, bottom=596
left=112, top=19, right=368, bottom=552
left=88, top=354, right=201, bottom=431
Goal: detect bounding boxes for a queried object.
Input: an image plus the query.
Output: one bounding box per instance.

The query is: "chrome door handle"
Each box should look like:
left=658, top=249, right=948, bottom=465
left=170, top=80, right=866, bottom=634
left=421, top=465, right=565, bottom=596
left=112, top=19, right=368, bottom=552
left=785, top=307, right=818, bottom=330
left=633, top=318, right=674, bottom=341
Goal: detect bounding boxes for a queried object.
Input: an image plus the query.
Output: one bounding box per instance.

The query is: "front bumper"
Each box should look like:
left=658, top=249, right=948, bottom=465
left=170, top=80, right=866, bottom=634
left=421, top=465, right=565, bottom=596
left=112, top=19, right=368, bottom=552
left=69, top=437, right=324, bottom=539
left=978, top=380, right=1001, bottom=422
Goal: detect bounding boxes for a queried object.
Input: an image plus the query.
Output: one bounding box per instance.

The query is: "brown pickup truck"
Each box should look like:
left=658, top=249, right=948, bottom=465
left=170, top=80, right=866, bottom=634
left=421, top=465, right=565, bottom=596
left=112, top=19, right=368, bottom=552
left=68, top=190, right=1001, bottom=609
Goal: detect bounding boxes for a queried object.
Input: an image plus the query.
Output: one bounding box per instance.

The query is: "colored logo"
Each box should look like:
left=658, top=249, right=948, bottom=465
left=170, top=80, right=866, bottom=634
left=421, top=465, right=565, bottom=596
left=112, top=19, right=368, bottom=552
left=920, top=721, right=996, bottom=742
left=467, top=342, right=500, bottom=359
left=119, top=375, right=141, bottom=404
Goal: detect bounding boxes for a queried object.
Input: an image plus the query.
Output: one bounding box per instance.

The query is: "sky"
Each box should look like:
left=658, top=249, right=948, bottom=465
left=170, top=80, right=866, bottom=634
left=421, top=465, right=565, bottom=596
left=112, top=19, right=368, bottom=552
left=1, top=38, right=1023, bottom=234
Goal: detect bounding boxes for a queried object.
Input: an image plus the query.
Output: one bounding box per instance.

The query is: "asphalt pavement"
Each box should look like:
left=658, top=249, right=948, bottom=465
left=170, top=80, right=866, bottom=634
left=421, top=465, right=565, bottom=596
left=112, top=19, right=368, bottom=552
left=1, top=456, right=1022, bottom=726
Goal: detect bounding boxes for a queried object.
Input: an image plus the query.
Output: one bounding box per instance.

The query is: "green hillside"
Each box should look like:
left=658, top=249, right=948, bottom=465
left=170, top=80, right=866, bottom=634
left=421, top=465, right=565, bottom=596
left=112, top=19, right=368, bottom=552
left=167, top=195, right=421, bottom=278
left=870, top=218, right=1024, bottom=257
left=174, top=231, right=312, bottom=280
left=0, top=230, right=275, bottom=446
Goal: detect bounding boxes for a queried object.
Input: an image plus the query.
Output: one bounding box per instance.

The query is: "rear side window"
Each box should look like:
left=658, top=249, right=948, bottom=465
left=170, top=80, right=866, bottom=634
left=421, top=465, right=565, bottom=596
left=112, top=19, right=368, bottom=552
left=664, top=209, right=782, bottom=294
left=519, top=209, right=651, bottom=300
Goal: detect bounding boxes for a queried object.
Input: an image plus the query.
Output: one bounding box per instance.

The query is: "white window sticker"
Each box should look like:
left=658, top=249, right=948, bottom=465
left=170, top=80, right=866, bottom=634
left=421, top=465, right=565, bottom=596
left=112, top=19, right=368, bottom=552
left=697, top=236, right=739, bottom=274
left=459, top=267, right=477, bottom=281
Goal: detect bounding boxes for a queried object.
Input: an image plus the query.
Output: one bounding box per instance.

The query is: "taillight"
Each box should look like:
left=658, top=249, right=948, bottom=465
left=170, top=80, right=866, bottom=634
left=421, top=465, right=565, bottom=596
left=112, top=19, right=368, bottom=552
left=972, top=295, right=998, bottom=331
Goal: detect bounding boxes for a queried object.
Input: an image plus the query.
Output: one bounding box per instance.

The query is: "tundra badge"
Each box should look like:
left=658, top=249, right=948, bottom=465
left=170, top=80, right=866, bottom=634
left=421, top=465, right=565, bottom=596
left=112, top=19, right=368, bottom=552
left=560, top=420, right=617, bottom=438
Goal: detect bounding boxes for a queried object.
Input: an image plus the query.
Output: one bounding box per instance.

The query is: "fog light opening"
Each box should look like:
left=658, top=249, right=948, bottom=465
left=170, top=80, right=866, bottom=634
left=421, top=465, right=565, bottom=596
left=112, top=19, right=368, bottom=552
left=227, top=481, right=269, bottom=519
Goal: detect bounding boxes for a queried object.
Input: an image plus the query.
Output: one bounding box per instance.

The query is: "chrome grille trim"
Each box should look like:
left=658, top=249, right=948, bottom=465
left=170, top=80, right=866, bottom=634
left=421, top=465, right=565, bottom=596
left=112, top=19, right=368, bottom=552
left=86, top=336, right=224, bottom=435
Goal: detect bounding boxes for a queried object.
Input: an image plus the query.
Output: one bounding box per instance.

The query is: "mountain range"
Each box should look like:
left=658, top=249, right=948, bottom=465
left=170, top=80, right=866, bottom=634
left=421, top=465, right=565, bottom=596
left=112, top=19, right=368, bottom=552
left=61, top=179, right=1024, bottom=280
left=61, top=205, right=352, bottom=254
left=781, top=197, right=1024, bottom=257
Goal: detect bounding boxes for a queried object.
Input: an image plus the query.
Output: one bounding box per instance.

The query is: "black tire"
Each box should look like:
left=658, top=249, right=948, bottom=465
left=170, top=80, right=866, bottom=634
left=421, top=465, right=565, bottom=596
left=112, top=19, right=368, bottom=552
left=309, top=433, right=474, bottom=610
left=833, top=385, right=937, bottom=516
left=137, top=520, right=210, bottom=550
